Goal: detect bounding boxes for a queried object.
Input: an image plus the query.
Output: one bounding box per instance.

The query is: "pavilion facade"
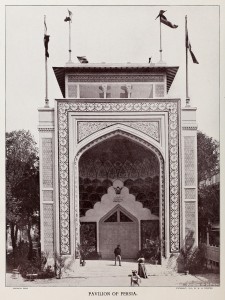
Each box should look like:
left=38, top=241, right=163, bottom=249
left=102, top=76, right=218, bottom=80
left=38, top=62, right=198, bottom=264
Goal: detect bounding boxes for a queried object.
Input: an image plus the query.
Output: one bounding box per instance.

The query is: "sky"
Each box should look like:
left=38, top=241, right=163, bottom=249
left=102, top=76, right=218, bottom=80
left=5, top=5, right=220, bottom=142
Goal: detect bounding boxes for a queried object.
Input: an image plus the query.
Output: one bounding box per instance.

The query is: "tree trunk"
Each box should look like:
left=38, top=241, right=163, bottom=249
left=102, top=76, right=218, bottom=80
left=10, top=223, right=18, bottom=266
left=27, top=222, right=33, bottom=260
left=10, top=223, right=17, bottom=254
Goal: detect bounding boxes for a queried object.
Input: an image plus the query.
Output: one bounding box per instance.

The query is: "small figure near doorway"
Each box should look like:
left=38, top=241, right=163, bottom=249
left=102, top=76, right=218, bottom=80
left=137, top=257, right=148, bottom=278
left=114, top=244, right=122, bottom=266
left=130, top=270, right=141, bottom=286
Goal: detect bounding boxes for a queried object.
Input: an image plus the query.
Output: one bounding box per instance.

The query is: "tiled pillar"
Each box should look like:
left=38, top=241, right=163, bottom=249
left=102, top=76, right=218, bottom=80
left=181, top=107, right=198, bottom=246
left=38, top=108, right=55, bottom=257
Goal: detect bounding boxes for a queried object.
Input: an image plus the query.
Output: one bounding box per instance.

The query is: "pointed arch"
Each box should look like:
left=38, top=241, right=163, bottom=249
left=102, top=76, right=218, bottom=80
left=74, top=128, right=166, bottom=256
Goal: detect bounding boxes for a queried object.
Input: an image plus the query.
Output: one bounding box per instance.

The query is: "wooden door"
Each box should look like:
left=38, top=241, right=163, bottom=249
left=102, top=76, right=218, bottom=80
left=99, top=207, right=139, bottom=259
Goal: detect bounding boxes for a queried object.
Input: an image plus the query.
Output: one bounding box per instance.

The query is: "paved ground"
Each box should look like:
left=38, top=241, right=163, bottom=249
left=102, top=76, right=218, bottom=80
left=5, top=260, right=220, bottom=287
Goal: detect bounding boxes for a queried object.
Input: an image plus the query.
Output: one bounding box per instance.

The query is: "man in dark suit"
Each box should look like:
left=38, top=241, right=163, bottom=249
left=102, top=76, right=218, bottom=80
left=114, top=245, right=122, bottom=266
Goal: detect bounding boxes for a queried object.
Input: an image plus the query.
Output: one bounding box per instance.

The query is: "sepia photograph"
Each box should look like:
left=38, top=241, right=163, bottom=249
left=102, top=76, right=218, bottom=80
left=2, top=1, right=224, bottom=298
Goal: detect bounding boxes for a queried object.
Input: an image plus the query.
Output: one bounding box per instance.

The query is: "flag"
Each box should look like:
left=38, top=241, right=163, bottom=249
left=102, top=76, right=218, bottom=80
left=44, top=15, right=47, bottom=33
left=186, top=31, right=199, bottom=64
left=64, top=16, right=71, bottom=22
left=77, top=56, right=89, bottom=63
left=64, top=9, right=73, bottom=22
left=68, top=10, right=73, bottom=17
left=44, top=34, right=50, bottom=58
left=44, top=16, right=49, bottom=58
left=155, top=10, right=167, bottom=19
left=156, top=10, right=178, bottom=28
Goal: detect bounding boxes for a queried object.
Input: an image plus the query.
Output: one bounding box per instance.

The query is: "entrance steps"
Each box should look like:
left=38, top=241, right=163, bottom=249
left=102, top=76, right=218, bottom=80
left=65, top=260, right=176, bottom=278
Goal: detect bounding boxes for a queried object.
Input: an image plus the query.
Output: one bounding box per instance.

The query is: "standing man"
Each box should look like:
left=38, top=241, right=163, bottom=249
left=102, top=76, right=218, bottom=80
left=114, top=245, right=122, bottom=266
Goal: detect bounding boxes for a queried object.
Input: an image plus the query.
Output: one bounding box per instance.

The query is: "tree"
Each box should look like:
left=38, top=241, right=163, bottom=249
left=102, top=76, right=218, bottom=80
left=6, top=130, right=39, bottom=259
left=198, top=184, right=219, bottom=243
left=197, top=131, right=219, bottom=243
left=197, top=131, right=219, bottom=183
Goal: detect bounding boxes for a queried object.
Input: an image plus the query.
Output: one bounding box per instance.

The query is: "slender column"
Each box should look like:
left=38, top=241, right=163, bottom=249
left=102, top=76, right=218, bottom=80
left=159, top=17, right=163, bottom=62
left=45, top=55, right=49, bottom=107
left=68, top=19, right=72, bottom=62
left=185, top=15, right=190, bottom=106
left=44, top=15, right=49, bottom=107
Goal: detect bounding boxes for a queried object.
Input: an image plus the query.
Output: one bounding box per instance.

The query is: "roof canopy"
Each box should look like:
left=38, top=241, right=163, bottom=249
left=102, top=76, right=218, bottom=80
left=53, top=63, right=179, bottom=98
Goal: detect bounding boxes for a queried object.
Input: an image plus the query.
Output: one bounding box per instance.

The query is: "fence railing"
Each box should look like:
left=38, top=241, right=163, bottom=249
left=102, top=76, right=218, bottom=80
left=205, top=245, right=220, bottom=269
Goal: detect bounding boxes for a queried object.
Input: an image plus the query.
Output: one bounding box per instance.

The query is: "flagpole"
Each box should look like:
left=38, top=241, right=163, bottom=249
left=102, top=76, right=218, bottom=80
left=68, top=18, right=72, bottom=62
left=45, top=53, right=49, bottom=107
left=185, top=15, right=190, bottom=106
left=44, top=15, right=49, bottom=108
left=159, top=17, right=163, bottom=62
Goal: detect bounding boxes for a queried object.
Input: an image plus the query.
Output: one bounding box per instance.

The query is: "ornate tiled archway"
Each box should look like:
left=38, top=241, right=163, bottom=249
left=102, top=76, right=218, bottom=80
left=57, top=100, right=180, bottom=256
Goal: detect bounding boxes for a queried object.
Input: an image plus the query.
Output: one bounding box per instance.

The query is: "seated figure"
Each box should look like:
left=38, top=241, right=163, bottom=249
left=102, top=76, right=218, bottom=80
left=130, top=270, right=141, bottom=286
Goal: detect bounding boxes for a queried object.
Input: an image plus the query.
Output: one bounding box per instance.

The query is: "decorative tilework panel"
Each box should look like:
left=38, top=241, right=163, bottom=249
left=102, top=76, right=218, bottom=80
left=67, top=74, right=164, bottom=83
left=185, top=188, right=196, bottom=199
left=77, top=121, right=160, bottom=142
left=42, top=138, right=53, bottom=188
left=43, top=204, right=54, bottom=255
left=155, top=84, right=165, bottom=97
left=184, top=136, right=195, bottom=186
left=68, top=84, right=77, bottom=98
left=43, top=190, right=53, bottom=202
left=185, top=201, right=196, bottom=237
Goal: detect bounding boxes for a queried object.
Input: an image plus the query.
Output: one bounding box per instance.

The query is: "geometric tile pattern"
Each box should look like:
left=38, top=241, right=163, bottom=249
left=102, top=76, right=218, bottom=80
left=68, top=74, right=164, bottom=83
left=68, top=84, right=77, bottom=98
left=42, top=138, right=53, bottom=188
left=155, top=84, right=165, bottom=98
left=185, top=201, right=196, bottom=238
left=43, top=204, right=54, bottom=255
left=185, top=188, right=196, bottom=199
left=43, top=190, right=53, bottom=202
left=57, top=100, right=180, bottom=254
left=184, top=136, right=195, bottom=186
left=77, top=121, right=160, bottom=142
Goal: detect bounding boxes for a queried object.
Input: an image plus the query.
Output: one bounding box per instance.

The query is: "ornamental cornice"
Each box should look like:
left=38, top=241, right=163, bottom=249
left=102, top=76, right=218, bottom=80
left=182, top=126, right=198, bottom=131
left=38, top=127, right=55, bottom=132
left=67, top=74, right=164, bottom=83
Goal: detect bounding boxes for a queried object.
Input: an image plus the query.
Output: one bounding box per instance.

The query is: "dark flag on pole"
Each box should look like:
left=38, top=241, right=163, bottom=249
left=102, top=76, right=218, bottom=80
left=186, top=31, right=199, bottom=64
left=64, top=9, right=73, bottom=22
left=156, top=10, right=178, bottom=28
left=77, top=56, right=89, bottom=63
left=44, top=35, right=50, bottom=58
left=44, top=16, right=50, bottom=58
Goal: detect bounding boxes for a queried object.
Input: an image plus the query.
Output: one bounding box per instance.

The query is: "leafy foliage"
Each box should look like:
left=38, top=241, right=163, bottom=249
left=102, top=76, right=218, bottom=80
left=6, top=130, right=40, bottom=259
left=180, top=243, right=207, bottom=274
left=197, top=131, right=219, bottom=244
left=198, top=184, right=219, bottom=243
left=137, top=238, right=161, bottom=262
left=197, top=131, right=219, bottom=183
left=18, top=250, right=54, bottom=279
left=80, top=223, right=97, bottom=259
